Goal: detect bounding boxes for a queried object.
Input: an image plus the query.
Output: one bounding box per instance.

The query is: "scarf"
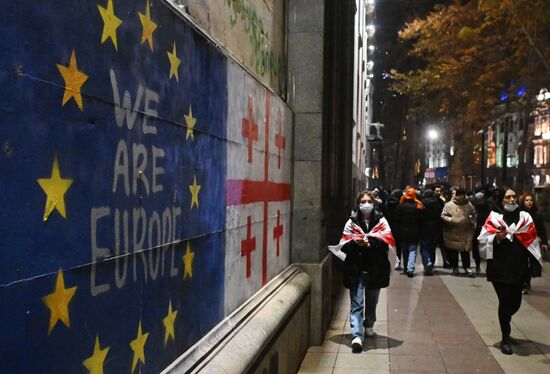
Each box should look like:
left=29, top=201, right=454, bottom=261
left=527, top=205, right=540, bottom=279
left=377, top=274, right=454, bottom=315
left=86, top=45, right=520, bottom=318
left=477, top=211, right=543, bottom=265
left=329, top=217, right=395, bottom=261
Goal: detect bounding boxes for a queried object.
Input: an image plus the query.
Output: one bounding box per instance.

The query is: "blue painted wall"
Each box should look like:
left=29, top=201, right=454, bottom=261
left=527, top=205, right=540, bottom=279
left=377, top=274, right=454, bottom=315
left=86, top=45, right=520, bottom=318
left=0, top=0, right=228, bottom=372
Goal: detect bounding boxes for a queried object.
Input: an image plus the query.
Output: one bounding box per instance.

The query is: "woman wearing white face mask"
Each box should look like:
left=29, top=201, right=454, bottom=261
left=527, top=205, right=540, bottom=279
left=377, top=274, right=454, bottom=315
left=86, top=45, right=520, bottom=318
left=338, top=191, right=394, bottom=353
left=478, top=189, right=544, bottom=355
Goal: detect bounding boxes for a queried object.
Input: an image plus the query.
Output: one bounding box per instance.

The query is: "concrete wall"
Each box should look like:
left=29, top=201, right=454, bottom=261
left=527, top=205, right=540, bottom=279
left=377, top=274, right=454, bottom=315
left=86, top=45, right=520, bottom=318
left=170, top=0, right=286, bottom=95
left=163, top=265, right=311, bottom=374
left=0, top=0, right=291, bottom=372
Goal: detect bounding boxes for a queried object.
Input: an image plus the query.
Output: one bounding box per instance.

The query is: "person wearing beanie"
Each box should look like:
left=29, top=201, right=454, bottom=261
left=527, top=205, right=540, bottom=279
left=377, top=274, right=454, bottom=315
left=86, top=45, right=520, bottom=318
left=441, top=188, right=476, bottom=277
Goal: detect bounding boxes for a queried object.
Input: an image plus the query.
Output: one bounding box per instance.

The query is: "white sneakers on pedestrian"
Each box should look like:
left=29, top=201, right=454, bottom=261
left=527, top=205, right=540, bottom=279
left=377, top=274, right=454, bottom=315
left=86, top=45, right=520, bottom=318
left=351, top=336, right=363, bottom=352
left=365, top=327, right=375, bottom=337
left=394, top=260, right=402, bottom=271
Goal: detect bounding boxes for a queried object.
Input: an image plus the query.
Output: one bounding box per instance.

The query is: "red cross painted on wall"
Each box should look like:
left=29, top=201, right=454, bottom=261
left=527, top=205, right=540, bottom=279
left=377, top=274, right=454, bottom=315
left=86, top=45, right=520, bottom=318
left=227, top=91, right=291, bottom=285
left=241, top=215, right=256, bottom=278
left=242, top=96, right=258, bottom=163
left=273, top=209, right=283, bottom=257
left=274, top=120, right=285, bottom=169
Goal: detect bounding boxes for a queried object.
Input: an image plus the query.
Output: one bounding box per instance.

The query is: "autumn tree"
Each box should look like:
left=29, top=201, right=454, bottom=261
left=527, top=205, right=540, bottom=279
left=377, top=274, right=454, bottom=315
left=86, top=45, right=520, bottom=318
left=391, top=0, right=550, bottom=189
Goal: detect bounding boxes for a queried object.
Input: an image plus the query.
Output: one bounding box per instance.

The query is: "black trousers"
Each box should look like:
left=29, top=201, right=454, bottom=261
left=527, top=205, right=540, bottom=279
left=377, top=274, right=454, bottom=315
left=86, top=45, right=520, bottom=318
left=447, top=250, right=471, bottom=269
left=492, top=282, right=523, bottom=341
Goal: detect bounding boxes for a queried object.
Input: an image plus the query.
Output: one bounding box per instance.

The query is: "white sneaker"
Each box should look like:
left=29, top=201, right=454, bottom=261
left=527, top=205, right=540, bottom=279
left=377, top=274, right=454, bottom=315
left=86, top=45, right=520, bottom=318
left=394, top=260, right=402, bottom=270
left=365, top=327, right=375, bottom=337
left=351, top=336, right=363, bottom=351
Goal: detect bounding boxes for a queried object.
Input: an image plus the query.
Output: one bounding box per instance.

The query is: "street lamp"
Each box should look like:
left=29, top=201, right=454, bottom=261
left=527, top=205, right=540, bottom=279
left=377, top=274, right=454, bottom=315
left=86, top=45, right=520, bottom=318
left=427, top=129, right=439, bottom=141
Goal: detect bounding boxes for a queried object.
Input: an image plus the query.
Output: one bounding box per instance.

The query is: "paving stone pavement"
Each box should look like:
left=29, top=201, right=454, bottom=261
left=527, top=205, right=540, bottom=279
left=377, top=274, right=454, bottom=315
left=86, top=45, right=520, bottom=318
left=298, top=253, right=550, bottom=373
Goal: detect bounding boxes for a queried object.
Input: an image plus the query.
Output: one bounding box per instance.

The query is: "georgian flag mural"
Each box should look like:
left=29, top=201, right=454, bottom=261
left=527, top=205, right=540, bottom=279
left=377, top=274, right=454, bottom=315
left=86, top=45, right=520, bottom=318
left=225, top=65, right=292, bottom=315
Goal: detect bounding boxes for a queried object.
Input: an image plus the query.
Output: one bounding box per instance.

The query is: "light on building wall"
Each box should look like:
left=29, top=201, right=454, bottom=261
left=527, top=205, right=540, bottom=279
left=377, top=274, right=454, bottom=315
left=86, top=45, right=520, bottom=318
left=367, top=24, right=375, bottom=36
left=368, top=45, right=375, bottom=52
left=368, top=0, right=375, bottom=4
left=367, top=61, right=374, bottom=70
left=537, top=88, right=550, bottom=102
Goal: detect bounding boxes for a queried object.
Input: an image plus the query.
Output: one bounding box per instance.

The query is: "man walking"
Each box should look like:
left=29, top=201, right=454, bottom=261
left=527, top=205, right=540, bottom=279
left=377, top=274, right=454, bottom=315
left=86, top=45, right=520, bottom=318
left=441, top=188, right=476, bottom=276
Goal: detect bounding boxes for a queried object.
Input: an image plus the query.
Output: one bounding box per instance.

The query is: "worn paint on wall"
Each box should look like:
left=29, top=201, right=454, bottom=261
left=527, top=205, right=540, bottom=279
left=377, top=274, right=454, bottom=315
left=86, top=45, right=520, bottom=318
left=170, top=0, right=286, bottom=95
left=0, top=0, right=291, bottom=373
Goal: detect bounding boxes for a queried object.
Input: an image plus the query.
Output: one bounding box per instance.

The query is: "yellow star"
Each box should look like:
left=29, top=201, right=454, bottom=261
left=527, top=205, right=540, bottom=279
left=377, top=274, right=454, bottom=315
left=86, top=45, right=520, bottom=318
left=162, top=300, right=178, bottom=345
left=37, top=156, right=73, bottom=221
left=42, top=269, right=77, bottom=334
left=189, top=174, right=201, bottom=209
left=184, top=104, right=197, bottom=140
left=138, top=0, right=157, bottom=51
left=182, top=242, right=195, bottom=279
left=56, top=50, right=89, bottom=111
left=167, top=42, right=181, bottom=81
left=97, top=0, right=123, bottom=50
left=129, top=321, right=149, bottom=373
left=83, top=335, right=110, bottom=374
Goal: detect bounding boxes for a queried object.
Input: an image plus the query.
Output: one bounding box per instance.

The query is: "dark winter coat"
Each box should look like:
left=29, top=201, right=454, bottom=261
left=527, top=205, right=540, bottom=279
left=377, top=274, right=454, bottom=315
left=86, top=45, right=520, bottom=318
left=395, top=200, right=423, bottom=245
left=420, top=190, right=442, bottom=240
left=473, top=200, right=491, bottom=238
left=384, top=190, right=403, bottom=243
left=342, top=210, right=391, bottom=290
left=487, top=209, right=536, bottom=284
left=522, top=207, right=548, bottom=245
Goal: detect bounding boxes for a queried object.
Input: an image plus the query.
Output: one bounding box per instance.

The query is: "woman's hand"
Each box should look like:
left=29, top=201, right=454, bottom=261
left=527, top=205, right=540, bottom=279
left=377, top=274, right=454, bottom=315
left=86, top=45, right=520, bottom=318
left=495, top=228, right=507, bottom=240
left=354, top=238, right=371, bottom=247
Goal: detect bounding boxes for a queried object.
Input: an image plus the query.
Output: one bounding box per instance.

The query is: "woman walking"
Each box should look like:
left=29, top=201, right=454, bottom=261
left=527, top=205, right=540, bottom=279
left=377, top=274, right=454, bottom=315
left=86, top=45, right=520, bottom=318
left=519, top=193, right=547, bottom=293
left=330, top=191, right=394, bottom=353
left=478, top=189, right=544, bottom=355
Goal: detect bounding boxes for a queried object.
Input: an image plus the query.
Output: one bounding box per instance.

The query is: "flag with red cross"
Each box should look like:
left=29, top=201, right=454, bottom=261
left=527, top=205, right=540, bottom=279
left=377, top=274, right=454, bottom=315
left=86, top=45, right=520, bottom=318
left=224, top=64, right=292, bottom=315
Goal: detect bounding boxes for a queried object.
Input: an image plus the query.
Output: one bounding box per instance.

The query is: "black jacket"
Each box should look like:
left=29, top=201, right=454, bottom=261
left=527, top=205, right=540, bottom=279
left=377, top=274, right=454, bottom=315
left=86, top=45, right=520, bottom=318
left=486, top=210, right=538, bottom=284
left=384, top=190, right=402, bottom=243
left=342, top=209, right=391, bottom=290
left=420, top=191, right=442, bottom=239
left=396, top=200, right=423, bottom=244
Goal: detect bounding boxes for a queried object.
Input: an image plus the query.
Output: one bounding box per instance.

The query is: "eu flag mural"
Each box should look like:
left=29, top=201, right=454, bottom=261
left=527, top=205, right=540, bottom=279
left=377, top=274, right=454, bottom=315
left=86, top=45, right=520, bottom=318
left=0, top=0, right=292, bottom=372
left=0, top=0, right=227, bottom=372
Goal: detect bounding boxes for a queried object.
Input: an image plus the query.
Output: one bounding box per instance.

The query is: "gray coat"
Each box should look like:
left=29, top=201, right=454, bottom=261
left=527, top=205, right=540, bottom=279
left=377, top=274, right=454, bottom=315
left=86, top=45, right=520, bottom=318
left=441, top=197, right=476, bottom=251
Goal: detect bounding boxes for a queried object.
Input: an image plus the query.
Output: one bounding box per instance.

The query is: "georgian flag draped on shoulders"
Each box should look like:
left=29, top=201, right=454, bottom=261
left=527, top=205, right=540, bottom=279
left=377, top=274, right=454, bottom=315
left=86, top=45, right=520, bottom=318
left=329, top=217, right=395, bottom=261
left=477, top=211, right=543, bottom=265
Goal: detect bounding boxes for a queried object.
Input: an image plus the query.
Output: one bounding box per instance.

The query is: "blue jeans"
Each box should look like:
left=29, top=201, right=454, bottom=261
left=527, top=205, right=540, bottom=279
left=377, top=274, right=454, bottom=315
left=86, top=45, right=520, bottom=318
left=406, top=242, right=432, bottom=272
left=349, top=271, right=381, bottom=339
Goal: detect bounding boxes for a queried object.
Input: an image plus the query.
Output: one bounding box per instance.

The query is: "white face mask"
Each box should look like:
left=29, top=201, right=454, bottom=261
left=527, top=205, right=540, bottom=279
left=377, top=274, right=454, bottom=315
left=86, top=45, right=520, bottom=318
left=504, top=203, right=518, bottom=212
left=359, top=203, right=374, bottom=215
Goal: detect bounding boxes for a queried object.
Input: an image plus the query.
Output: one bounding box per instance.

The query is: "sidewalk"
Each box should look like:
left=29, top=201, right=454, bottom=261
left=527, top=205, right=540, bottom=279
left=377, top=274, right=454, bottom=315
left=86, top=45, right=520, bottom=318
left=298, top=256, right=550, bottom=373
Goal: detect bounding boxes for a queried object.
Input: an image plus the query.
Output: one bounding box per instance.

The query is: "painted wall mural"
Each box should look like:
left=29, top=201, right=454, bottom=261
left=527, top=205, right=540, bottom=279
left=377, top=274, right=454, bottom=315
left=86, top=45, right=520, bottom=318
left=0, top=0, right=292, bottom=373
left=169, top=0, right=287, bottom=95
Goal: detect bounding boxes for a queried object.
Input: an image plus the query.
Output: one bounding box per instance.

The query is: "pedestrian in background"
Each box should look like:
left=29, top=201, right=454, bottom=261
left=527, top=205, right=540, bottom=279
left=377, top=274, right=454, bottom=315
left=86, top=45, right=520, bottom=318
left=419, top=189, right=440, bottom=275
left=385, top=189, right=404, bottom=270
left=519, top=193, right=547, bottom=293
left=487, top=187, right=504, bottom=213
left=472, top=190, right=491, bottom=274
left=433, top=185, right=449, bottom=267
left=396, top=187, right=425, bottom=277
left=478, top=189, right=544, bottom=355
left=441, top=188, right=476, bottom=277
